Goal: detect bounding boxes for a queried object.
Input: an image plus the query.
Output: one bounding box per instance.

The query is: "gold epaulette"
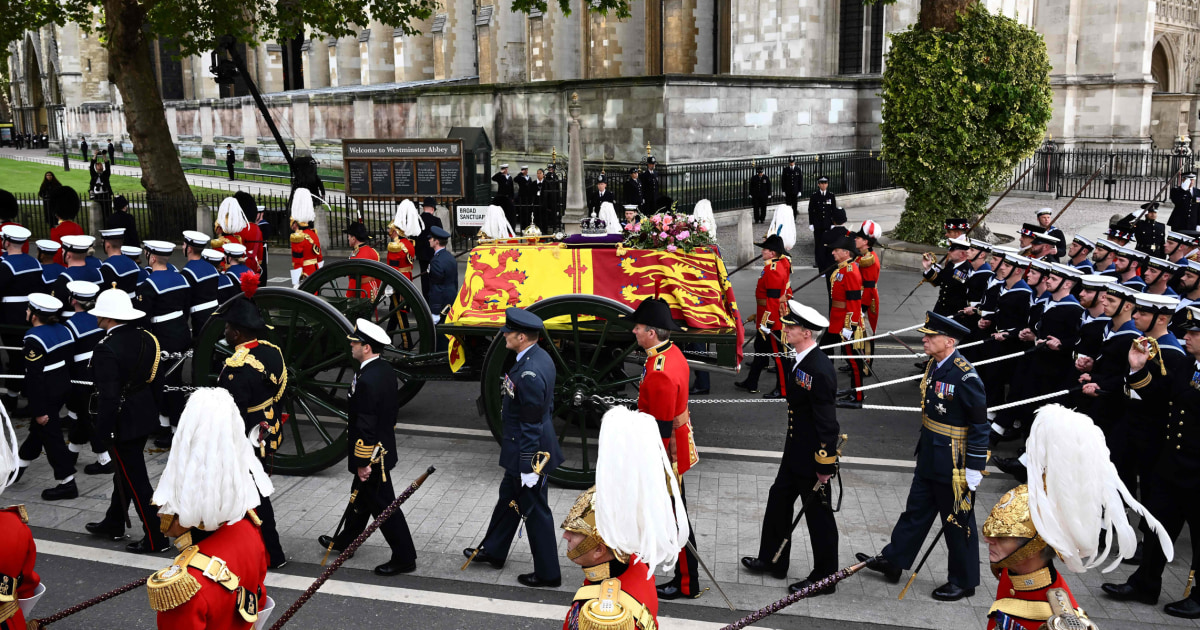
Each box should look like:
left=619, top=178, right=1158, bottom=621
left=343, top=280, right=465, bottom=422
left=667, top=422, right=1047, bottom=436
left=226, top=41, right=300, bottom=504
left=210, top=237, right=228, bottom=249
left=954, top=357, right=971, bottom=372
left=573, top=579, right=657, bottom=630
left=289, top=232, right=305, bottom=244
left=387, top=241, right=404, bottom=253
left=147, top=545, right=242, bottom=612
left=859, top=252, right=876, bottom=267
left=1, top=505, right=29, bottom=524
left=225, top=345, right=266, bottom=372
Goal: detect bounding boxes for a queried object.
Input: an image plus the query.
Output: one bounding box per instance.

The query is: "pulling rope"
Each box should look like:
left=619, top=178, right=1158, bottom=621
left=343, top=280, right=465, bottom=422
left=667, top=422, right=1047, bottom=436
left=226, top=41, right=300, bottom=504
left=718, top=561, right=869, bottom=629
left=819, top=324, right=922, bottom=350
left=841, top=387, right=1075, bottom=414
left=849, top=348, right=1029, bottom=393
left=27, top=577, right=148, bottom=628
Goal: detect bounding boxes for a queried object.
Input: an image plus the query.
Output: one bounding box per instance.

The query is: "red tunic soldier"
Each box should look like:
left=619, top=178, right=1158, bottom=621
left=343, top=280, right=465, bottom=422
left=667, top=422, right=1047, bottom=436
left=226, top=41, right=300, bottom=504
left=1, top=405, right=42, bottom=630
left=626, top=298, right=701, bottom=601
left=827, top=236, right=864, bottom=401
left=213, top=197, right=262, bottom=274
left=386, top=202, right=420, bottom=280
left=735, top=234, right=792, bottom=397
left=288, top=189, right=323, bottom=288
left=343, top=222, right=381, bottom=299
left=855, top=221, right=883, bottom=332
left=147, top=388, right=275, bottom=630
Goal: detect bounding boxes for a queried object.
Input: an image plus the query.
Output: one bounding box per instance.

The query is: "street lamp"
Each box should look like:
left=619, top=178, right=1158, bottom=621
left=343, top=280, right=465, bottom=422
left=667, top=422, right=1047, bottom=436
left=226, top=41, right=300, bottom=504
left=56, top=106, right=69, bottom=172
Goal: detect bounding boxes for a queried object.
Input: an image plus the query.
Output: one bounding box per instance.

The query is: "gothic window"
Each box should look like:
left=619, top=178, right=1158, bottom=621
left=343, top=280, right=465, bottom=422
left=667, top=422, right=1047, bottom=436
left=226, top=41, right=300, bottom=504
left=1151, top=42, right=1171, bottom=92
left=282, top=33, right=305, bottom=91
left=839, top=0, right=884, bottom=75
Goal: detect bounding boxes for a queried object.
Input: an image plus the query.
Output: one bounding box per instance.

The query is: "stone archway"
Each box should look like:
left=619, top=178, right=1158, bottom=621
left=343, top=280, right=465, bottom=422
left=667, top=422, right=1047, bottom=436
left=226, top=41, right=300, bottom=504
left=23, top=35, right=50, bottom=136
left=1152, top=40, right=1172, bottom=92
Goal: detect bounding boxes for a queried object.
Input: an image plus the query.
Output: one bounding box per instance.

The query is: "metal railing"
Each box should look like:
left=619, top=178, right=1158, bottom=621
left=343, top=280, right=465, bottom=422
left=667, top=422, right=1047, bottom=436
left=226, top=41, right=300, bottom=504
left=1000, top=148, right=1195, bottom=202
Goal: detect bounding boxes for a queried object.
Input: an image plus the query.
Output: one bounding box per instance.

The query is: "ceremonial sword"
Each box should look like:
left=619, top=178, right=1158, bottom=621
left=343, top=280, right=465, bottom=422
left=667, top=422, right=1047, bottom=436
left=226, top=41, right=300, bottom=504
left=462, top=451, right=551, bottom=570
left=898, top=489, right=976, bottom=601
left=687, top=539, right=736, bottom=611
left=771, top=435, right=848, bottom=563
left=321, top=444, right=382, bottom=566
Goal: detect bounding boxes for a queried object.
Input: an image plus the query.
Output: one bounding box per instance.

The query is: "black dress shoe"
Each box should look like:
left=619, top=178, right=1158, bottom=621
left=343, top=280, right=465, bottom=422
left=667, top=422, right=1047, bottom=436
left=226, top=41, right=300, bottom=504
left=734, top=380, right=759, bottom=394
left=931, top=582, right=975, bottom=601
left=269, top=558, right=289, bottom=570
left=461, top=547, right=504, bottom=569
left=318, top=535, right=347, bottom=552
left=657, top=582, right=701, bottom=600
left=86, top=521, right=126, bottom=540
left=517, top=572, right=561, bottom=588
left=42, top=480, right=78, bottom=501
left=1101, top=581, right=1158, bottom=605
left=741, top=556, right=787, bottom=579
left=854, top=552, right=902, bottom=583
left=85, top=461, right=115, bottom=475
left=375, top=559, right=417, bottom=576
left=154, top=433, right=173, bottom=448
left=1121, top=541, right=1144, bottom=565
left=689, top=388, right=710, bottom=396
left=839, top=364, right=852, bottom=373
left=762, top=389, right=783, bottom=400
left=787, top=578, right=836, bottom=596
left=837, top=392, right=863, bottom=403
left=126, top=538, right=171, bottom=554
left=993, top=456, right=1028, bottom=483
left=1165, top=597, right=1200, bottom=619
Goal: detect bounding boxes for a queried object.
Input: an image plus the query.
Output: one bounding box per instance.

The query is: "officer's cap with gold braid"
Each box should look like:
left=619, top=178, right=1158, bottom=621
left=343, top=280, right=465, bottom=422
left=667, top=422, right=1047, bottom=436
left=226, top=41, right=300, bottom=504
left=984, top=404, right=1173, bottom=574
left=562, top=407, right=689, bottom=577
left=151, top=388, right=274, bottom=531
left=0, top=396, right=19, bottom=494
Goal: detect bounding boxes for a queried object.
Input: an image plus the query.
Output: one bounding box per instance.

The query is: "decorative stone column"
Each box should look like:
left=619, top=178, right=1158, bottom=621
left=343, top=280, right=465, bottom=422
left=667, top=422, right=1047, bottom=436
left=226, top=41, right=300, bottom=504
left=241, top=101, right=261, bottom=168
left=564, top=93, right=587, bottom=227
left=200, top=99, right=216, bottom=165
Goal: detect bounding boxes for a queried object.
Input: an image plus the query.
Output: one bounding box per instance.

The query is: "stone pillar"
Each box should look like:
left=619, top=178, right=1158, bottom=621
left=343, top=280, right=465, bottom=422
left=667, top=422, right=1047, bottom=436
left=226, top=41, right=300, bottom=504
left=263, top=43, right=286, bottom=93
left=200, top=100, right=216, bottom=165
left=333, top=36, right=361, bottom=87
left=394, top=18, right=435, bottom=82
left=361, top=23, right=396, bottom=85
left=241, top=101, right=260, bottom=168
left=303, top=38, right=331, bottom=88
left=292, top=96, right=312, bottom=155
left=87, top=201, right=103, bottom=240
left=353, top=97, right=374, bottom=139
left=564, top=93, right=586, bottom=226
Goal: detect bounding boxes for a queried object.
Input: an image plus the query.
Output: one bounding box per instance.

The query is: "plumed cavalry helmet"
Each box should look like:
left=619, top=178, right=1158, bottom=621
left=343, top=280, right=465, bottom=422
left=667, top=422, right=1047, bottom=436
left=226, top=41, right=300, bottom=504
left=562, top=486, right=623, bottom=563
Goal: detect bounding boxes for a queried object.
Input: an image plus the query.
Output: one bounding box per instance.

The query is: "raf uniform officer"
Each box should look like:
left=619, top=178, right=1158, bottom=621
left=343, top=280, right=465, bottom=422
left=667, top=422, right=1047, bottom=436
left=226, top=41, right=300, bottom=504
left=317, top=319, right=417, bottom=576
left=426, top=226, right=457, bottom=330
left=781, top=157, right=802, bottom=212
left=415, top=197, right=444, bottom=300
left=214, top=296, right=289, bottom=570
left=464, top=308, right=564, bottom=587
left=742, top=300, right=841, bottom=595
left=855, top=312, right=988, bottom=601
left=85, top=288, right=169, bottom=553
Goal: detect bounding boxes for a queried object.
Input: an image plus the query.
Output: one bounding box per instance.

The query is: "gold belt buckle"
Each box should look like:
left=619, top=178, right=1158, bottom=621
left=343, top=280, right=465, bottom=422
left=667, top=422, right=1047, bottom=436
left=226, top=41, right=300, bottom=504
left=201, top=555, right=230, bottom=584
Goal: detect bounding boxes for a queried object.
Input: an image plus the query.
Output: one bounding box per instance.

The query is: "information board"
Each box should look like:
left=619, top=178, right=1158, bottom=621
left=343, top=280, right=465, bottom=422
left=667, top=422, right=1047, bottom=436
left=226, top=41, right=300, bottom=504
left=341, top=139, right=465, bottom=200
left=456, top=205, right=489, bottom=228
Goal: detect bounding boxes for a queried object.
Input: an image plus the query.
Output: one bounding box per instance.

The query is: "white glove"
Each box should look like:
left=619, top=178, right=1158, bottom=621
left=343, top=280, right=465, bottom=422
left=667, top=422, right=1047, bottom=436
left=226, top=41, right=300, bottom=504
left=288, top=268, right=303, bottom=289
left=317, top=260, right=324, bottom=269
left=841, top=327, right=853, bottom=340
left=759, top=323, right=771, bottom=336
left=383, top=286, right=394, bottom=298
left=965, top=468, right=983, bottom=491
left=521, top=472, right=539, bottom=488
left=808, top=225, right=814, bottom=232
left=431, top=314, right=441, bottom=324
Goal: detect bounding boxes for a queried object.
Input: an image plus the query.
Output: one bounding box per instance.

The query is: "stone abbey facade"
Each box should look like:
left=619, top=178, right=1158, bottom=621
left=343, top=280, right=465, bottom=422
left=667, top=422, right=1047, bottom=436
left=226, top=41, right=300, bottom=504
left=7, top=0, right=1200, bottom=167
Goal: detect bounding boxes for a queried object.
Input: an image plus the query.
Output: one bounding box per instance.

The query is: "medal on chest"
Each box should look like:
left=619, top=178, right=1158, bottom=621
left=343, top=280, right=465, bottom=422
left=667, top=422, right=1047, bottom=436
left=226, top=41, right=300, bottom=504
left=934, top=381, right=955, bottom=400
left=935, top=402, right=947, bottom=415
left=794, top=368, right=812, bottom=390
left=834, top=272, right=843, bottom=282
left=954, top=268, right=968, bottom=281
left=502, top=373, right=516, bottom=398
left=1191, top=370, right=1200, bottom=390
left=350, top=374, right=357, bottom=397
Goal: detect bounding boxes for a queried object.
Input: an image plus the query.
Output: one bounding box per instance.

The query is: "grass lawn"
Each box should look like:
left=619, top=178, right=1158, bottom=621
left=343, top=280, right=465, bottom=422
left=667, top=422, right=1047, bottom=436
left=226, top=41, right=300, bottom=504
left=0, top=157, right=229, bottom=198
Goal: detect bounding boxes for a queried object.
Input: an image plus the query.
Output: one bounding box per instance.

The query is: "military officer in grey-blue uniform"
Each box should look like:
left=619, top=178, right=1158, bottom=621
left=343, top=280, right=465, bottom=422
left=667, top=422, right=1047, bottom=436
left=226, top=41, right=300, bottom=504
left=464, top=307, right=565, bottom=588
left=854, top=312, right=988, bottom=602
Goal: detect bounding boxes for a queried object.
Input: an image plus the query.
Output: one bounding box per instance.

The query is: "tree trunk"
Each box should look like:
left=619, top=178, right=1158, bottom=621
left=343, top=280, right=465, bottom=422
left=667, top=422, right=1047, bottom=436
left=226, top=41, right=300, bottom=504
left=919, top=0, right=978, bottom=32
left=104, top=0, right=194, bottom=201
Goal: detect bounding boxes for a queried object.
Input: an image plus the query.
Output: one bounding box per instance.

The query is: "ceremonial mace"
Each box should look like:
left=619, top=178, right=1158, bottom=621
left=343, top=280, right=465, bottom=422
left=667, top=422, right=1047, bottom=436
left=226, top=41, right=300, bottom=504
left=717, top=560, right=868, bottom=630
left=270, top=466, right=437, bottom=629
left=894, top=162, right=1037, bottom=311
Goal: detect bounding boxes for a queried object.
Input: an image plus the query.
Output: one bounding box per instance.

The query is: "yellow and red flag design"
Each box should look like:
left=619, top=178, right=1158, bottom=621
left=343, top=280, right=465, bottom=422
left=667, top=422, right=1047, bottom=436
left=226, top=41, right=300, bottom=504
left=445, top=244, right=743, bottom=364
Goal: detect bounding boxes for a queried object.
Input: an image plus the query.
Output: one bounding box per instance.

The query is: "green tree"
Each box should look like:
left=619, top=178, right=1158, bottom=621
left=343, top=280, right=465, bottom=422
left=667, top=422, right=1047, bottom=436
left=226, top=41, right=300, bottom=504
left=865, top=0, right=1053, bottom=244
left=3, top=0, right=627, bottom=199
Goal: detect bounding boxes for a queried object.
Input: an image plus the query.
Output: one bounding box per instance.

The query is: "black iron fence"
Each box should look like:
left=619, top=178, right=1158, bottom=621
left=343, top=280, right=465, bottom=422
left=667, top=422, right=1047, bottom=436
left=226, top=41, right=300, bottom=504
left=1001, top=148, right=1195, bottom=202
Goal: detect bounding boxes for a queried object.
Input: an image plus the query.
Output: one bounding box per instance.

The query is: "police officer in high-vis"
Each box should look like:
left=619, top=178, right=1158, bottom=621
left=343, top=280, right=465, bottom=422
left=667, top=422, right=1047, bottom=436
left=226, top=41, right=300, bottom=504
left=16, top=293, right=77, bottom=501
left=855, top=312, right=988, bottom=602
left=214, top=295, right=289, bottom=569
left=464, top=308, right=564, bottom=588
left=138, top=240, right=191, bottom=448
left=181, top=230, right=220, bottom=336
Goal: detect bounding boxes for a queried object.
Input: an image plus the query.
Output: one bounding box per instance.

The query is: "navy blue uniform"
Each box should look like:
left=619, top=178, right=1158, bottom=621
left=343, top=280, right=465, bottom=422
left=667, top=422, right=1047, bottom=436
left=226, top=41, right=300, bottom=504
left=479, top=343, right=564, bottom=581
left=427, top=248, right=458, bottom=317
left=1116, top=333, right=1189, bottom=498
left=181, top=259, right=220, bottom=335
left=100, top=253, right=140, bottom=298
left=0, top=253, right=42, bottom=385
left=332, top=357, right=417, bottom=564
left=65, top=311, right=103, bottom=448
left=880, top=350, right=988, bottom=591
left=924, top=261, right=971, bottom=316
left=39, top=262, right=65, bottom=293
left=52, top=266, right=103, bottom=316
left=137, top=269, right=191, bottom=426
left=216, top=267, right=237, bottom=304
left=17, top=324, right=76, bottom=480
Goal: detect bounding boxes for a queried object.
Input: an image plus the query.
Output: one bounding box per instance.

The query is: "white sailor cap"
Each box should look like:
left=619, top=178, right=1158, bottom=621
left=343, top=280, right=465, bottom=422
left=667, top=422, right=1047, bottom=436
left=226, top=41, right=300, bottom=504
left=66, top=280, right=101, bottom=299
left=968, top=239, right=992, bottom=252
left=990, top=245, right=1017, bottom=256
left=1168, top=231, right=1199, bottom=245
left=623, top=205, right=639, bottom=211
left=100, top=228, right=125, bottom=240
left=1071, top=234, right=1094, bottom=249
left=29, top=293, right=64, bottom=315
left=1094, top=239, right=1119, bottom=252
left=1144, top=256, right=1179, bottom=273
left=1028, top=258, right=1052, bottom=272
left=947, top=235, right=971, bottom=251
left=1184, top=259, right=1200, bottom=275
left=1185, top=172, right=1197, bottom=181
left=499, top=163, right=510, bottom=169
left=121, top=245, right=142, bottom=257
left=348, top=318, right=390, bottom=347
left=1077, top=274, right=1117, bottom=290
left=200, top=248, right=225, bottom=263
left=1036, top=208, right=1053, bottom=217
left=223, top=242, right=247, bottom=257
left=1133, top=292, right=1179, bottom=314
left=143, top=240, right=175, bottom=256
left=1, top=225, right=31, bottom=242
left=521, top=165, right=530, bottom=171
left=1004, top=253, right=1032, bottom=268
left=1046, top=262, right=1082, bottom=279
left=61, top=234, right=93, bottom=253
left=1033, top=230, right=1060, bottom=244
left=35, top=239, right=60, bottom=254
left=182, top=230, right=210, bottom=248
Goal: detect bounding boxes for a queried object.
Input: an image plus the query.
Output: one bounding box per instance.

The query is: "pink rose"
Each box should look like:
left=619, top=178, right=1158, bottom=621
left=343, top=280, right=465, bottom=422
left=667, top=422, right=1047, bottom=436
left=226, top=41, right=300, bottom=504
left=666, top=245, right=678, bottom=253
left=659, top=231, right=670, bottom=239
left=699, top=225, right=708, bottom=232
left=627, top=222, right=641, bottom=233
left=662, top=215, right=673, bottom=226
left=678, top=230, right=691, bottom=240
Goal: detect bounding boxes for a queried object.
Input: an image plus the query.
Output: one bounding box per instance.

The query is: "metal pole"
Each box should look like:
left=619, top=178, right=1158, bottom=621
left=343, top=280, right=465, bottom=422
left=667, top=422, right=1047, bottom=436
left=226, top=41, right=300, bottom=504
left=59, top=107, right=70, bottom=172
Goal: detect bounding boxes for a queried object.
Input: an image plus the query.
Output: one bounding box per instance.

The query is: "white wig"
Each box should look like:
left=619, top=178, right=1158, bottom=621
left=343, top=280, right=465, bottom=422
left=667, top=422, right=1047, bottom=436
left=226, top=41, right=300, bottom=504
left=481, top=205, right=514, bottom=239
left=692, top=199, right=717, bottom=238
left=393, top=199, right=425, bottom=237
left=1026, top=404, right=1173, bottom=573
left=0, top=399, right=18, bottom=495
left=217, top=197, right=249, bottom=234
left=290, top=188, right=317, bottom=224
left=152, top=388, right=274, bottom=529
left=598, top=202, right=622, bottom=235
left=594, top=407, right=689, bottom=576
left=769, top=204, right=797, bottom=250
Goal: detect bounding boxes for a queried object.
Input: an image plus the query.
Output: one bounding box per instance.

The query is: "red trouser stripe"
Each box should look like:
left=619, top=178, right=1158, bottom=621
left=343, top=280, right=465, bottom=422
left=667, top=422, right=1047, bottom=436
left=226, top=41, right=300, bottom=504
left=114, top=450, right=156, bottom=542
left=769, top=335, right=787, bottom=396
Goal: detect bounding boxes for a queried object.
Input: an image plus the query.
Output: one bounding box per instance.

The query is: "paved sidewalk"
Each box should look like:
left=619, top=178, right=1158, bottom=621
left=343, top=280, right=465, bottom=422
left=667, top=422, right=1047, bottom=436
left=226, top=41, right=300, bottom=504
left=8, top=425, right=1195, bottom=629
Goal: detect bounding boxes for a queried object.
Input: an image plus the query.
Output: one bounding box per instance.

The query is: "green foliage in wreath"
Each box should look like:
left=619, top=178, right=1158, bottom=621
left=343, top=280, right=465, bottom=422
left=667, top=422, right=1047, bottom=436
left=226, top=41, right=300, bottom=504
left=883, top=3, right=1053, bottom=244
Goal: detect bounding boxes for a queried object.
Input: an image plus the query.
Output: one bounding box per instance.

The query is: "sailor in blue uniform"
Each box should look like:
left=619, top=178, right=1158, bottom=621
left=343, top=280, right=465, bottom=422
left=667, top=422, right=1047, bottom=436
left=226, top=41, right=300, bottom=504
left=855, top=312, right=988, bottom=602
left=0, top=226, right=42, bottom=408
left=204, top=248, right=237, bottom=304
left=16, top=293, right=78, bottom=501
left=52, top=235, right=104, bottom=316
left=35, top=239, right=65, bottom=293
left=62, top=281, right=111, bottom=475
left=99, top=228, right=140, bottom=298
left=181, top=230, right=220, bottom=335
left=121, top=245, right=149, bottom=286
left=80, top=235, right=103, bottom=273
left=222, top=242, right=253, bottom=298
left=137, top=240, right=192, bottom=447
